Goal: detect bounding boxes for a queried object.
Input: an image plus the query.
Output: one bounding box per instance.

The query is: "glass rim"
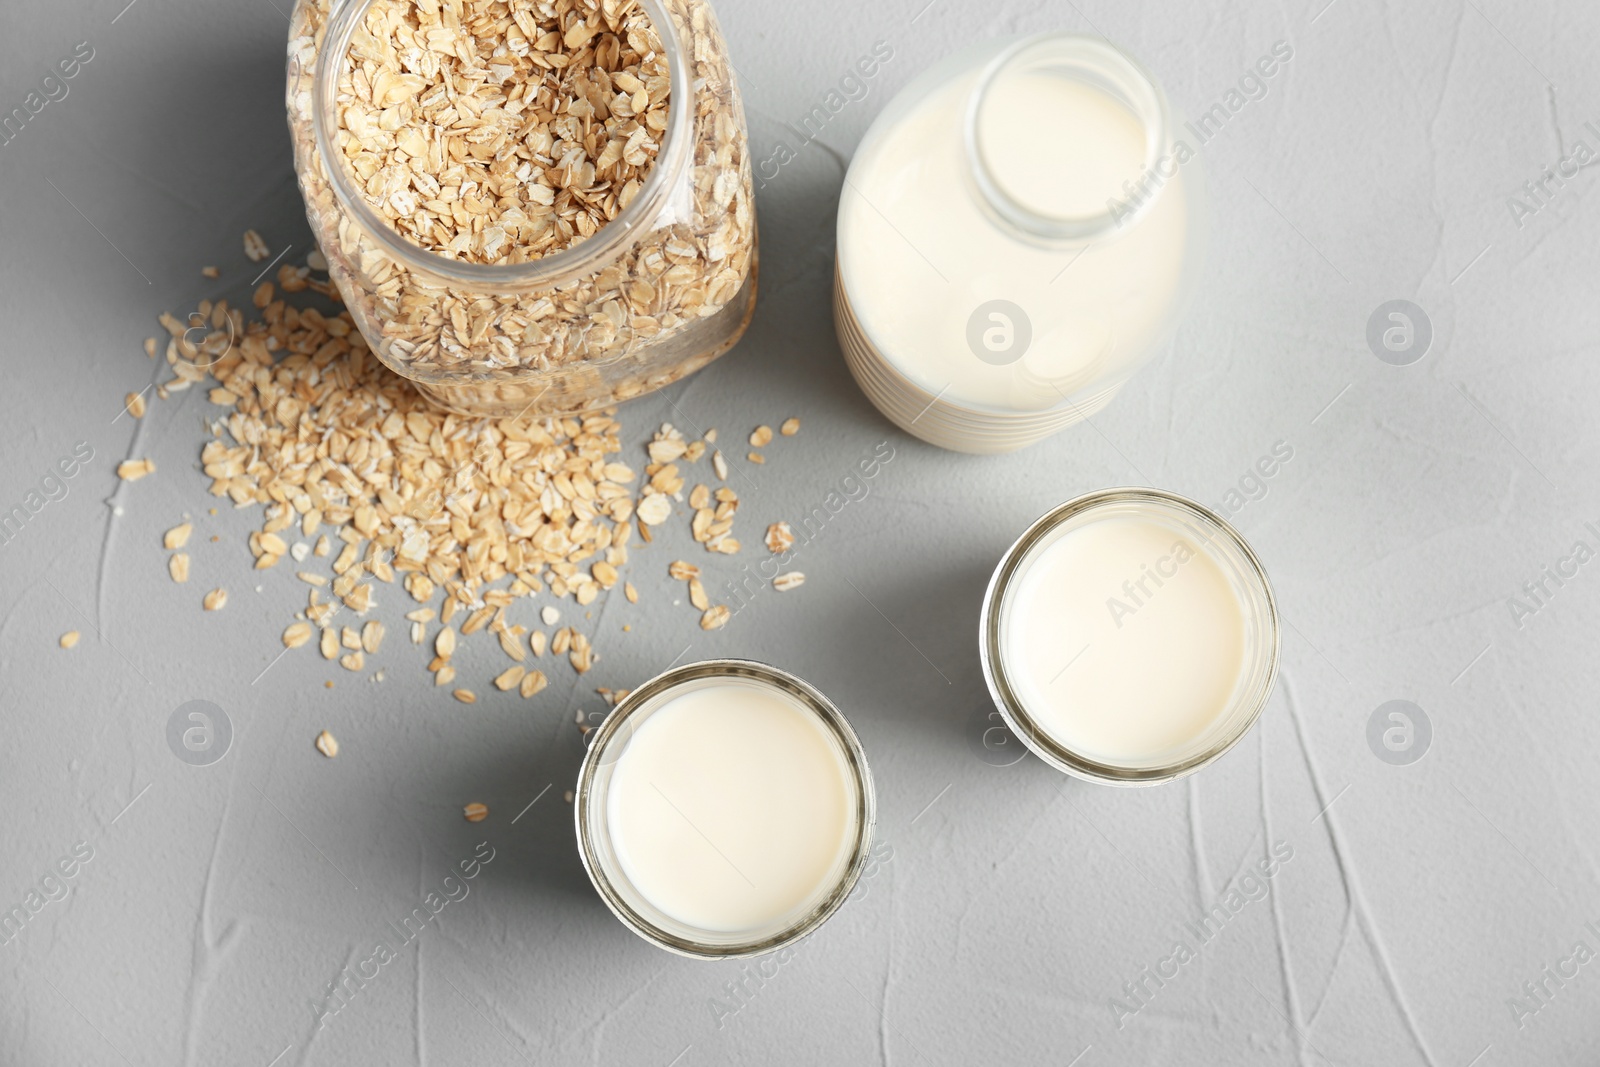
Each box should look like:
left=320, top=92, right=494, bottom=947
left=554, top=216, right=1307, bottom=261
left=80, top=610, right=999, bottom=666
left=310, top=0, right=695, bottom=291
left=979, top=487, right=1280, bottom=785
left=574, top=658, right=877, bottom=959
left=963, top=33, right=1172, bottom=243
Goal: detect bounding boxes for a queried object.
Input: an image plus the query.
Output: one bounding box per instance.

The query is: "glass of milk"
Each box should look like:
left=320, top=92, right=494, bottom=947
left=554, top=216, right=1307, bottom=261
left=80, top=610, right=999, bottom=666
left=835, top=34, right=1206, bottom=453
left=980, top=489, right=1279, bottom=783
left=576, top=660, right=876, bottom=957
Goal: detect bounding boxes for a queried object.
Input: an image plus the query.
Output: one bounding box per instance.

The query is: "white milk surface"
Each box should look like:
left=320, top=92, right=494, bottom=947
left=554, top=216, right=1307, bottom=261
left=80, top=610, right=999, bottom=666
left=1001, top=515, right=1248, bottom=766
left=978, top=72, right=1148, bottom=220
left=605, top=680, right=857, bottom=933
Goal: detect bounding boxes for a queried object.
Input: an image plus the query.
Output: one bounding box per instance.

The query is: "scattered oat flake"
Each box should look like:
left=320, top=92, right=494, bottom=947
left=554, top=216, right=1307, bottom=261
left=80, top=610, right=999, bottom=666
left=700, top=605, right=730, bottom=631
left=283, top=621, right=313, bottom=648
left=201, top=265, right=220, bottom=279
left=712, top=451, right=728, bottom=481
left=243, top=230, right=269, bottom=262
left=747, top=452, right=765, bottom=465
left=520, top=669, right=549, bottom=698
left=125, top=392, right=147, bottom=419
left=118, top=459, right=156, bottom=481
left=765, top=522, right=795, bottom=554
left=203, top=588, right=228, bottom=611
left=169, top=554, right=191, bottom=583
left=688, top=578, right=709, bottom=611
left=624, top=582, right=638, bottom=604
left=497, top=627, right=526, bottom=662
left=541, top=606, right=561, bottom=627
left=494, top=665, right=526, bottom=691
left=315, top=730, right=339, bottom=758
left=648, top=438, right=688, bottom=464
left=669, top=560, right=700, bottom=581
left=773, top=572, right=806, bottom=592
left=636, top=493, right=672, bottom=526
left=781, top=418, right=800, bottom=436
left=59, top=631, right=80, bottom=649
left=454, top=689, right=477, bottom=704
left=164, top=523, right=193, bottom=550
left=749, top=426, right=773, bottom=447
left=463, top=802, right=488, bottom=823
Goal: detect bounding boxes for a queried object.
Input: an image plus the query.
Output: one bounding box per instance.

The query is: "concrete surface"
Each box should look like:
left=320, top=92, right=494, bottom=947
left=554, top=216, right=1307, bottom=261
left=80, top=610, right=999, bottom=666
left=1, top=0, right=1598, bottom=1063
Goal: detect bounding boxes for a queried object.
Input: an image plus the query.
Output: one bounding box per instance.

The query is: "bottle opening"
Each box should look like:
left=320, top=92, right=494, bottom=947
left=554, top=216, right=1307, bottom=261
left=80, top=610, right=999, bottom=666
left=966, top=34, right=1171, bottom=243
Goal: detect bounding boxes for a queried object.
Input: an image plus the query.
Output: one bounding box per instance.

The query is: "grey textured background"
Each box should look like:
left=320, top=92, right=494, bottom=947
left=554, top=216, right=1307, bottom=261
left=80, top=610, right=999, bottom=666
left=2, top=0, right=1598, bottom=1063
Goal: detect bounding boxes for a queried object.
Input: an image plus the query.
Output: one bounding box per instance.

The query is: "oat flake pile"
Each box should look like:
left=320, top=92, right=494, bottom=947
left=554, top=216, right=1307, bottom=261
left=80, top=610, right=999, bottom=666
left=126, top=250, right=799, bottom=699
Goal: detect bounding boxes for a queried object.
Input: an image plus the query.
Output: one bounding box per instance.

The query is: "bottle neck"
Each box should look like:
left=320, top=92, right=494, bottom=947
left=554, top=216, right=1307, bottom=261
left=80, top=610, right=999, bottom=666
left=963, top=34, right=1173, bottom=245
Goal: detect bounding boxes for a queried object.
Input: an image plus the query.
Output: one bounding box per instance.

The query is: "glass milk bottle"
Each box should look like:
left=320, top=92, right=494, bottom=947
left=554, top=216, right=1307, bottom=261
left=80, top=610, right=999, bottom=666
left=835, top=33, right=1206, bottom=454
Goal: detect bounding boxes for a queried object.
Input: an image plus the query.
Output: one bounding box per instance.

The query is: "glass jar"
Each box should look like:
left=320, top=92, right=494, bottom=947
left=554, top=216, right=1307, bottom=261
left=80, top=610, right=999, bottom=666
left=980, top=488, right=1279, bottom=784
left=576, top=660, right=876, bottom=958
left=286, top=0, right=757, bottom=418
left=835, top=34, right=1206, bottom=453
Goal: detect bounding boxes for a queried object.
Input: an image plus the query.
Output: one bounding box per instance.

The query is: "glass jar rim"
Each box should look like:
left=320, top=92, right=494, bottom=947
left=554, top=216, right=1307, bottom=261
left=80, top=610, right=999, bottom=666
left=964, top=33, right=1173, bottom=244
left=979, top=487, right=1280, bottom=784
left=574, top=658, right=877, bottom=958
left=310, top=0, right=695, bottom=291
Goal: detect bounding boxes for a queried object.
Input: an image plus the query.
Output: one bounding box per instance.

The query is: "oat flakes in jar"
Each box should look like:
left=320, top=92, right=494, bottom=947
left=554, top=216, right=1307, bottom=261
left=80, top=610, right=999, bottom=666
left=286, top=0, right=757, bottom=418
